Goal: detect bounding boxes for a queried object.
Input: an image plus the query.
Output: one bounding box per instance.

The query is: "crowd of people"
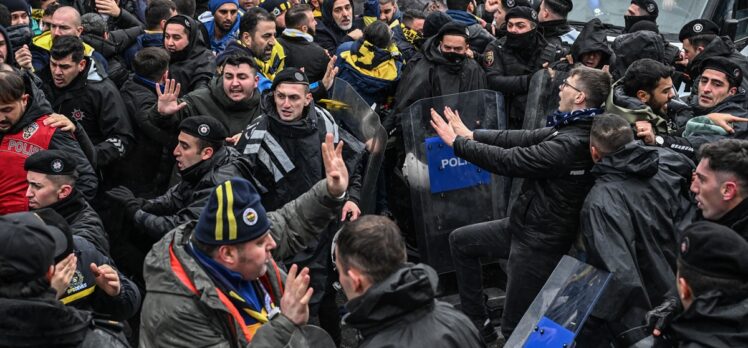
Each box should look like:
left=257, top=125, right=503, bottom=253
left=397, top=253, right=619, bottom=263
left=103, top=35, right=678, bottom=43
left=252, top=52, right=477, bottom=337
left=0, top=0, right=747, bottom=346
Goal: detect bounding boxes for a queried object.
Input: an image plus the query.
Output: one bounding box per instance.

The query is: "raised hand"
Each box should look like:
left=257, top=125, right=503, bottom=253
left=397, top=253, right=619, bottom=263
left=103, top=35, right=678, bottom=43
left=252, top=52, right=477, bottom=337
left=156, top=79, right=188, bottom=115
left=322, top=55, right=339, bottom=91
left=443, top=106, right=473, bottom=140
left=51, top=253, right=77, bottom=299
left=90, top=263, right=121, bottom=297
left=321, top=133, right=348, bottom=198
left=280, top=264, right=313, bottom=326
left=430, top=108, right=457, bottom=147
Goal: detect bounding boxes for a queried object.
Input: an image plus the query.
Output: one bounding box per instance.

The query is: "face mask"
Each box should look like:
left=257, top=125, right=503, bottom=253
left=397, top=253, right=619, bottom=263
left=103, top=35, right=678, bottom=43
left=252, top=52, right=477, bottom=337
left=442, top=51, right=465, bottom=64
left=623, top=15, right=656, bottom=32
left=505, top=29, right=535, bottom=49
left=401, top=23, right=422, bottom=45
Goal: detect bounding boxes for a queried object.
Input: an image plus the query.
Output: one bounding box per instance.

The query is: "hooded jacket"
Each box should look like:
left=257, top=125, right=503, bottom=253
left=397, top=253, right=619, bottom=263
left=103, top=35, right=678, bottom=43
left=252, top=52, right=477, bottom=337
left=314, top=0, right=378, bottom=54
left=40, top=57, right=134, bottom=168
left=140, top=182, right=344, bottom=347
left=0, top=25, right=16, bottom=66
left=445, top=9, right=494, bottom=54
left=122, top=30, right=164, bottom=70
left=580, top=143, right=697, bottom=340
left=0, top=289, right=130, bottom=348
left=568, top=18, right=612, bottom=69
left=166, top=15, right=216, bottom=95
left=0, top=73, right=98, bottom=214
left=667, top=290, right=748, bottom=347
left=393, top=35, right=486, bottom=114
left=335, top=38, right=403, bottom=106
left=149, top=75, right=263, bottom=135
left=343, top=263, right=484, bottom=348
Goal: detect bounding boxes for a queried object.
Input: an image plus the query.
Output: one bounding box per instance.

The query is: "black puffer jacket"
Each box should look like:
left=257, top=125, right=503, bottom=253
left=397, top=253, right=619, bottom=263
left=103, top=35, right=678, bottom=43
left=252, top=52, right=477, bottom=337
left=393, top=35, right=486, bottom=114
left=580, top=143, right=696, bottom=340
left=666, top=290, right=748, bottom=348
left=344, top=263, right=484, bottom=348
left=452, top=118, right=596, bottom=250
left=0, top=289, right=130, bottom=347
left=40, top=57, right=134, bottom=168
left=48, top=190, right=110, bottom=255
left=715, top=199, right=748, bottom=240
left=133, top=146, right=252, bottom=239
left=483, top=31, right=562, bottom=128
left=167, top=15, right=215, bottom=95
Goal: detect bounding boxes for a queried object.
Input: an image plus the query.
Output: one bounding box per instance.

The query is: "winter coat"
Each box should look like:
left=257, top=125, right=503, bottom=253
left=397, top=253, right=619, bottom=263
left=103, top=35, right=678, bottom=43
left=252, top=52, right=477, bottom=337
left=133, top=146, right=252, bottom=239
left=58, top=236, right=141, bottom=321
left=140, top=180, right=344, bottom=347
left=122, top=31, right=164, bottom=70
left=235, top=93, right=365, bottom=211
left=29, top=31, right=110, bottom=73
left=390, top=22, right=419, bottom=63
left=344, top=263, right=484, bottom=348
left=0, top=73, right=98, bottom=207
left=393, top=35, right=486, bottom=114
left=40, top=57, right=134, bottom=168
left=81, top=26, right=143, bottom=88
left=167, top=16, right=216, bottom=95
left=203, top=13, right=241, bottom=54
left=314, top=0, right=378, bottom=54
left=482, top=32, right=562, bottom=128
left=0, top=290, right=130, bottom=348
left=667, top=290, right=748, bottom=348
left=277, top=33, right=330, bottom=83
left=682, top=92, right=748, bottom=155
left=148, top=76, right=263, bottom=136
left=540, top=19, right=578, bottom=56
left=48, top=190, right=110, bottom=255
left=335, top=39, right=403, bottom=106
left=566, top=18, right=612, bottom=70
left=117, top=75, right=175, bottom=197
left=452, top=118, right=596, bottom=250
left=714, top=199, right=748, bottom=241
left=685, top=36, right=748, bottom=96
left=609, top=30, right=676, bottom=81
left=580, top=143, right=697, bottom=339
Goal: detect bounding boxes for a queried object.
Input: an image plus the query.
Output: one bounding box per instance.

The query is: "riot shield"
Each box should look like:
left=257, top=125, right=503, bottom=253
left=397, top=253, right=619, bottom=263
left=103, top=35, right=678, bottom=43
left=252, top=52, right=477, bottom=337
left=401, top=90, right=507, bottom=273
left=323, top=78, right=388, bottom=215
left=505, top=256, right=613, bottom=348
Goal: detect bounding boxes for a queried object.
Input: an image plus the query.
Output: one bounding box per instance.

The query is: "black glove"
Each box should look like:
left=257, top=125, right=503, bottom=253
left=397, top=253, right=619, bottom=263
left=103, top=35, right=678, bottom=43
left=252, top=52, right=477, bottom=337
left=645, top=297, right=679, bottom=334
left=106, top=186, right=145, bottom=218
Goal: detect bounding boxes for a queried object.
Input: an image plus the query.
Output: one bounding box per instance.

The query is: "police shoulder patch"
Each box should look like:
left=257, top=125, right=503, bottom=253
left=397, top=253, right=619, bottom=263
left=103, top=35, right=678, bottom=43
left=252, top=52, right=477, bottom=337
left=484, top=50, right=495, bottom=67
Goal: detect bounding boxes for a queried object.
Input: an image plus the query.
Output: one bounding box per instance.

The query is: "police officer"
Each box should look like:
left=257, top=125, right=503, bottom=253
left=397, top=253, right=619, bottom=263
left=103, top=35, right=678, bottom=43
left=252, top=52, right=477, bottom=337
left=482, top=5, right=562, bottom=129
left=25, top=150, right=109, bottom=255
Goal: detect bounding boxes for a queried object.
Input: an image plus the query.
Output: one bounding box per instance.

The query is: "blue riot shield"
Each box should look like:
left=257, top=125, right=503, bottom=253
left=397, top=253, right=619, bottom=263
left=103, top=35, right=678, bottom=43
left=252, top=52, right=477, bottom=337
left=505, top=256, right=613, bottom=348
left=401, top=90, right=507, bottom=273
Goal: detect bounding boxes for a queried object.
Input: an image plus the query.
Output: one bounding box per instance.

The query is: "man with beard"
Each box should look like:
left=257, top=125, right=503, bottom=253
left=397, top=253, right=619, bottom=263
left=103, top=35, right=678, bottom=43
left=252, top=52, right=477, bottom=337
left=277, top=4, right=329, bottom=83
left=315, top=0, right=378, bottom=54
left=163, top=14, right=215, bottom=95
left=218, top=8, right=279, bottom=79
left=258, top=0, right=291, bottom=35
left=150, top=55, right=263, bottom=138
left=482, top=5, right=562, bottom=129
left=623, top=0, right=658, bottom=33
left=202, top=0, right=241, bottom=53
left=444, top=0, right=493, bottom=54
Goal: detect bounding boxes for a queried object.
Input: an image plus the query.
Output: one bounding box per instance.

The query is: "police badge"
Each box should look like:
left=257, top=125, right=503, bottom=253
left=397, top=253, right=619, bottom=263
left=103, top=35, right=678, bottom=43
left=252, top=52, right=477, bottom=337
left=22, top=123, right=38, bottom=140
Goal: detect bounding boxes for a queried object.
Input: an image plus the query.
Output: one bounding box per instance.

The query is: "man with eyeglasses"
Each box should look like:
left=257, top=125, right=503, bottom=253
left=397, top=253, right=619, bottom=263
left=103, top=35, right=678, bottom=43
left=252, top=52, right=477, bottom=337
left=430, top=66, right=612, bottom=341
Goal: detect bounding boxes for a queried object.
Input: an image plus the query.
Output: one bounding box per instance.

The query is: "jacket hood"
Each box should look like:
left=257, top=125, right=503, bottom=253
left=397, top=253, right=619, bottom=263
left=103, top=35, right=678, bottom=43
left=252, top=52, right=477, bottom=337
left=166, top=15, right=212, bottom=62
left=422, top=35, right=466, bottom=70
left=0, top=292, right=91, bottom=346
left=321, top=0, right=355, bottom=31
left=344, top=263, right=438, bottom=335
left=611, top=84, right=649, bottom=111
left=570, top=18, right=612, bottom=66
left=445, top=10, right=478, bottom=26
left=592, top=142, right=659, bottom=178
left=137, top=31, right=164, bottom=48
left=669, top=290, right=748, bottom=347
left=0, top=25, right=16, bottom=66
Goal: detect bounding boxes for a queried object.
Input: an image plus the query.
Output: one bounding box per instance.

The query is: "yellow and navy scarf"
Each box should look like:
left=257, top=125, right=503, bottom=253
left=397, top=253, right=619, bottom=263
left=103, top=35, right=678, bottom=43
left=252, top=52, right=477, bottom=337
left=340, top=40, right=401, bottom=81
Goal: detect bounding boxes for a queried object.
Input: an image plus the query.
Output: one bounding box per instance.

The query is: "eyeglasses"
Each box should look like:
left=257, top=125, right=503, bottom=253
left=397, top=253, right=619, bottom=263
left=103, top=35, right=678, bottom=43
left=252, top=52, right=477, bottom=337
left=561, top=78, right=583, bottom=93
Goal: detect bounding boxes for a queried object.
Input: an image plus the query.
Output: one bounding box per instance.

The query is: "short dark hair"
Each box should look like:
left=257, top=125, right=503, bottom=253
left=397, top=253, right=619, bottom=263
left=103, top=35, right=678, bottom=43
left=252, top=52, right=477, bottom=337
left=363, top=20, right=392, bottom=48
left=622, top=58, right=673, bottom=97
left=446, top=0, right=470, bottom=11
left=172, top=0, right=195, bottom=17
left=336, top=215, right=407, bottom=284
left=46, top=172, right=79, bottom=187
left=687, top=34, right=717, bottom=50
left=240, top=7, right=275, bottom=35
left=284, top=4, right=311, bottom=29
left=146, top=0, right=177, bottom=30
left=133, top=47, right=171, bottom=81
left=44, top=3, right=61, bottom=17
left=0, top=70, right=26, bottom=104
left=195, top=137, right=224, bottom=152
left=698, top=139, right=748, bottom=193
left=590, top=114, right=634, bottom=157
left=402, top=9, right=425, bottom=27
left=50, top=35, right=85, bottom=63
left=379, top=0, right=396, bottom=5
left=678, top=259, right=748, bottom=298
left=543, top=0, right=572, bottom=17
left=222, top=54, right=258, bottom=72
left=570, top=66, right=612, bottom=108
left=81, top=13, right=107, bottom=37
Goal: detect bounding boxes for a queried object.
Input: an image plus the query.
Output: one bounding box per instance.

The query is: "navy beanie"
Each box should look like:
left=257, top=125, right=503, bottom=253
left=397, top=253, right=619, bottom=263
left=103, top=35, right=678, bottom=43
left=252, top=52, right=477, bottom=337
left=194, top=178, right=272, bottom=245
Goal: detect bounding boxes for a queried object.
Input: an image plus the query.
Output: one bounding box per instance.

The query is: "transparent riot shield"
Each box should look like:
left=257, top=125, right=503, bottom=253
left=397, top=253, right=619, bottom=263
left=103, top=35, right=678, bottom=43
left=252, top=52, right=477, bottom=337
left=401, top=90, right=507, bottom=273
left=322, top=78, right=388, bottom=215
left=505, top=256, right=613, bottom=348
